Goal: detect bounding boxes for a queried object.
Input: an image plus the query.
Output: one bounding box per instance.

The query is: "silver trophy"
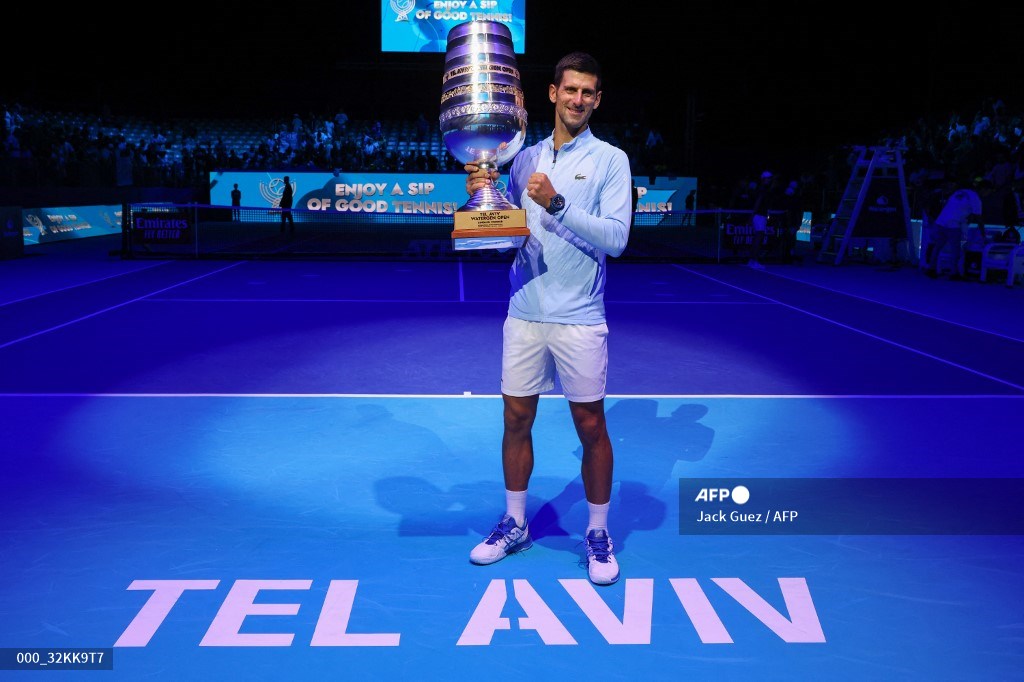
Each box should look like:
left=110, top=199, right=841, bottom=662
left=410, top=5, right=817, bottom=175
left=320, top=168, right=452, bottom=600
left=440, top=20, right=530, bottom=248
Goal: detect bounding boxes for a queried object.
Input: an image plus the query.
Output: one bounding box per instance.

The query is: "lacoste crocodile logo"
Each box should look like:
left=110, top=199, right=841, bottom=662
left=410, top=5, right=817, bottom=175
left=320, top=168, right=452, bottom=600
left=574, top=173, right=587, bottom=180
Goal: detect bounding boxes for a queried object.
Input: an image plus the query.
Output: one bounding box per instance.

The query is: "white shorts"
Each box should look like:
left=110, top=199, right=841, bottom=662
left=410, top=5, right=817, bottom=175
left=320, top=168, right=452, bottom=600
left=501, top=316, right=609, bottom=403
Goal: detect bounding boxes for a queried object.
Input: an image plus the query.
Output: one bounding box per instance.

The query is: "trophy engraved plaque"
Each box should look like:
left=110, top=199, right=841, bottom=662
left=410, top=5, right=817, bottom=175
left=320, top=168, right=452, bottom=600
left=440, top=20, right=530, bottom=250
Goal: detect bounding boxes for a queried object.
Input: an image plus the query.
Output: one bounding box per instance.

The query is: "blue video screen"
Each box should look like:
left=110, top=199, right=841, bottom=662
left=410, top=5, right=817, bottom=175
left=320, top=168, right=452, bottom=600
left=22, top=206, right=122, bottom=245
left=381, top=0, right=526, bottom=53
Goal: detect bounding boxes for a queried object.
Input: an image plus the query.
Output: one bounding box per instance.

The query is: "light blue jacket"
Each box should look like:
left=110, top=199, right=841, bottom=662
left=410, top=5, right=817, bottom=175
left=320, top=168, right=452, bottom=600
left=504, top=127, right=632, bottom=324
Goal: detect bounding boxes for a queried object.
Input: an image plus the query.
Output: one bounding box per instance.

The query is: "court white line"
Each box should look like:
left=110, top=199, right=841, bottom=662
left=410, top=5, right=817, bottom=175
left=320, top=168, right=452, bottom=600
left=140, top=297, right=776, bottom=304
left=142, top=297, right=502, bottom=303
left=0, top=262, right=245, bottom=351
left=1, top=393, right=1021, bottom=399
left=757, top=267, right=1024, bottom=344
left=0, top=260, right=171, bottom=308
left=674, top=264, right=1024, bottom=392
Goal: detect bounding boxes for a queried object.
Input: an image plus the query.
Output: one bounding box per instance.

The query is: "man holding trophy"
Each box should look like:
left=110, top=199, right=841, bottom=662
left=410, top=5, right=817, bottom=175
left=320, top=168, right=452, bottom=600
left=458, top=45, right=633, bottom=586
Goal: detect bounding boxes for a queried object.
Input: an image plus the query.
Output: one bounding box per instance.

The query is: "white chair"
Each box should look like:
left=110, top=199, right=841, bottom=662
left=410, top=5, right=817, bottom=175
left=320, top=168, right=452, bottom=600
left=979, top=242, right=1024, bottom=287
left=1010, top=244, right=1024, bottom=287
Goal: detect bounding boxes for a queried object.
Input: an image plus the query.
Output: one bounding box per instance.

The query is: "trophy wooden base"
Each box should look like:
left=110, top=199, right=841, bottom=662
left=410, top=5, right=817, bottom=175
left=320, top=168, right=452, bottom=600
left=451, top=209, right=529, bottom=251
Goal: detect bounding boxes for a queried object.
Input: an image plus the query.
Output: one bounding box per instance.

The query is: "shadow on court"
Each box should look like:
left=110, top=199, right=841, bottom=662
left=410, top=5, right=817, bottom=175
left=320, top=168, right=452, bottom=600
left=374, top=398, right=715, bottom=556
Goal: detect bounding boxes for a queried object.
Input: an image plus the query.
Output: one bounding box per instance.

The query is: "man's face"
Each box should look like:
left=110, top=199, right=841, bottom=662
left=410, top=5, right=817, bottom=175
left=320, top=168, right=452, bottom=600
left=549, top=69, right=601, bottom=132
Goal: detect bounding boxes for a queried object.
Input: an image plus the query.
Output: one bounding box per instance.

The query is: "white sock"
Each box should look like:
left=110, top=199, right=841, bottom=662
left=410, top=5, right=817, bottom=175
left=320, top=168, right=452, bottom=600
left=505, top=489, right=527, bottom=526
left=587, top=501, right=609, bottom=533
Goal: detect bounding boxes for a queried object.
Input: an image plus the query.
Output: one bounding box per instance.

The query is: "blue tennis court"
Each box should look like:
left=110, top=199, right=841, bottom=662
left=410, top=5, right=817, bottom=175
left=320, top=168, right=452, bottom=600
left=2, top=236, right=1022, bottom=680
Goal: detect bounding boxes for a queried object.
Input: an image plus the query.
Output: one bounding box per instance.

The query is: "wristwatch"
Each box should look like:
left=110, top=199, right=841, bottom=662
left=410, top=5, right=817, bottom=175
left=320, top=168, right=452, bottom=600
left=546, top=193, right=565, bottom=215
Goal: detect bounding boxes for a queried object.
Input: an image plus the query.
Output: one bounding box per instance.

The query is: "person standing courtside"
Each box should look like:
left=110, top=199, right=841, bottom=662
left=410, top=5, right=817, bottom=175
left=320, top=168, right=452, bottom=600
left=746, top=170, right=774, bottom=269
left=279, top=175, right=294, bottom=233
left=230, top=183, right=241, bottom=221
left=464, top=52, right=632, bottom=586
left=924, top=179, right=992, bottom=280
left=683, top=188, right=696, bottom=226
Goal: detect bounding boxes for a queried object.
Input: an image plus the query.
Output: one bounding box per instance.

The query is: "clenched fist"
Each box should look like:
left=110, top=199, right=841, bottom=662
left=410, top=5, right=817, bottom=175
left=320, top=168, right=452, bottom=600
left=526, top=172, right=557, bottom=210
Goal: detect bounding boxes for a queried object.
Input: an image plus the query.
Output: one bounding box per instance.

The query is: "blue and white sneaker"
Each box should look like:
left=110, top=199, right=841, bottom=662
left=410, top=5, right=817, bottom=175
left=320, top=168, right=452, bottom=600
left=584, top=529, right=620, bottom=585
left=470, top=514, right=532, bottom=565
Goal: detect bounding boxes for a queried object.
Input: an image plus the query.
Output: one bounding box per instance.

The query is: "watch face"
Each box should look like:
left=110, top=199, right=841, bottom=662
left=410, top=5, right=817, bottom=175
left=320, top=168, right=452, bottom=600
left=548, top=195, right=565, bottom=214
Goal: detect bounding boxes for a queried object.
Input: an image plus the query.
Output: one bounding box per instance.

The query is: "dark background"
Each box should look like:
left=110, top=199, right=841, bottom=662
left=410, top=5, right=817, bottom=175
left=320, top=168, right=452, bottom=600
left=7, top=3, right=1022, bottom=178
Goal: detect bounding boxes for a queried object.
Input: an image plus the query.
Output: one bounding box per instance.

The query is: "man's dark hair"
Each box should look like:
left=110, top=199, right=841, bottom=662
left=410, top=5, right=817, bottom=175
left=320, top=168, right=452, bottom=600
left=553, top=52, right=602, bottom=91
